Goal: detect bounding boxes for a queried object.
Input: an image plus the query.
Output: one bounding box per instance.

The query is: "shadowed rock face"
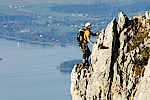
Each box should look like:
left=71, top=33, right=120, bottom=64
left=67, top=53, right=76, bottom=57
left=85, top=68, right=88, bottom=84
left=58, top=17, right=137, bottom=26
left=71, top=11, right=150, bottom=100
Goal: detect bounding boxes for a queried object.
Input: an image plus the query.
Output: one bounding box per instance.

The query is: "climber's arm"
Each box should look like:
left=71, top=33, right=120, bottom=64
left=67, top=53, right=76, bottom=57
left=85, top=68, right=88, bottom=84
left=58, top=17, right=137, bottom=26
left=87, top=36, right=95, bottom=45
left=91, top=31, right=102, bottom=36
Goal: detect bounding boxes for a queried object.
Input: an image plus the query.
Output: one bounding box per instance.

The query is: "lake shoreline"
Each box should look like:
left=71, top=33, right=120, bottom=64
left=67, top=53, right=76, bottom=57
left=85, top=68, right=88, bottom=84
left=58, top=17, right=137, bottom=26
left=0, top=35, right=77, bottom=46
left=0, top=38, right=80, bottom=100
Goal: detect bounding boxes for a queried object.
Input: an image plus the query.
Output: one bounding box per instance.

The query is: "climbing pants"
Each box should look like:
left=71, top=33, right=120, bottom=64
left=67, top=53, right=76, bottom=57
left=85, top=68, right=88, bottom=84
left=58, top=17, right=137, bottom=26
left=82, top=43, right=91, bottom=59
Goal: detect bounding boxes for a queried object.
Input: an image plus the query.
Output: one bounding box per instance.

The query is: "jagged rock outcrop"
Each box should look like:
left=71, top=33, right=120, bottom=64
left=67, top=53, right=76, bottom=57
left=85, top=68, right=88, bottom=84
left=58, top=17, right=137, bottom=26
left=71, top=11, right=150, bottom=100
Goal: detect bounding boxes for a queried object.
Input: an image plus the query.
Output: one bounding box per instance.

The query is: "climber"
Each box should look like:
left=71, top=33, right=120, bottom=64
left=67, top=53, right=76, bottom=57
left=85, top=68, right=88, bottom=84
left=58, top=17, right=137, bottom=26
left=80, top=22, right=102, bottom=68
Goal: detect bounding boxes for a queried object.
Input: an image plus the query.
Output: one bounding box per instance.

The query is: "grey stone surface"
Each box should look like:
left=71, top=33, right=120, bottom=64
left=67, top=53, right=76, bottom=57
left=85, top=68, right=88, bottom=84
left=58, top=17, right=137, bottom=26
left=71, top=11, right=150, bottom=100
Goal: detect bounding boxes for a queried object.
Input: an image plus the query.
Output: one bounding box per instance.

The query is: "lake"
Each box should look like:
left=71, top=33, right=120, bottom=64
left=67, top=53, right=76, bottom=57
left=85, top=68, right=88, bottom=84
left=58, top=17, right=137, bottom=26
left=0, top=38, right=82, bottom=100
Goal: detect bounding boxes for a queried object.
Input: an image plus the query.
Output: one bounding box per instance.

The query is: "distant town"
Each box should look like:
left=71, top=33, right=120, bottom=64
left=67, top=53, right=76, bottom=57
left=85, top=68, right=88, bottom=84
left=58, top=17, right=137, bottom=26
left=0, top=13, right=107, bottom=45
left=0, top=1, right=149, bottom=45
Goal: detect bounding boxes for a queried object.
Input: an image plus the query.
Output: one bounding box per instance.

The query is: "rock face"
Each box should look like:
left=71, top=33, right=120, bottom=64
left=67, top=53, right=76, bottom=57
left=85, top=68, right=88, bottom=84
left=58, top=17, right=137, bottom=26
left=71, top=11, right=150, bottom=100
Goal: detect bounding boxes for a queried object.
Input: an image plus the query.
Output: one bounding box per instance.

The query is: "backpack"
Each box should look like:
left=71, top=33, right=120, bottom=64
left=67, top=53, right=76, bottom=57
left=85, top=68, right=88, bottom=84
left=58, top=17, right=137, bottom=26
left=77, top=28, right=85, bottom=43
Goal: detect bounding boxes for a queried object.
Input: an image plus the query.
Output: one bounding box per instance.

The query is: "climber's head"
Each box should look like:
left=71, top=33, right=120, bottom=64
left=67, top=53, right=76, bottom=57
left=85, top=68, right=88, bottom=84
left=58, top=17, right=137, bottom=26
left=85, top=22, right=92, bottom=29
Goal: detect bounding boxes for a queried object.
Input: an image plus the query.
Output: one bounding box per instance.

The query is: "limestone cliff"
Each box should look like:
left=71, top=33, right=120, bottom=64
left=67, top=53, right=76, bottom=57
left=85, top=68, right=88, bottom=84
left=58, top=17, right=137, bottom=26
left=71, top=11, right=150, bottom=100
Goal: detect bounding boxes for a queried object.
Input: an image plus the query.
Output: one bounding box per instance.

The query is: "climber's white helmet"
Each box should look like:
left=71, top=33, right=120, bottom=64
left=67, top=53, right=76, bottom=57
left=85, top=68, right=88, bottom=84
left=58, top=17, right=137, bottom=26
left=85, top=22, right=91, bottom=28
